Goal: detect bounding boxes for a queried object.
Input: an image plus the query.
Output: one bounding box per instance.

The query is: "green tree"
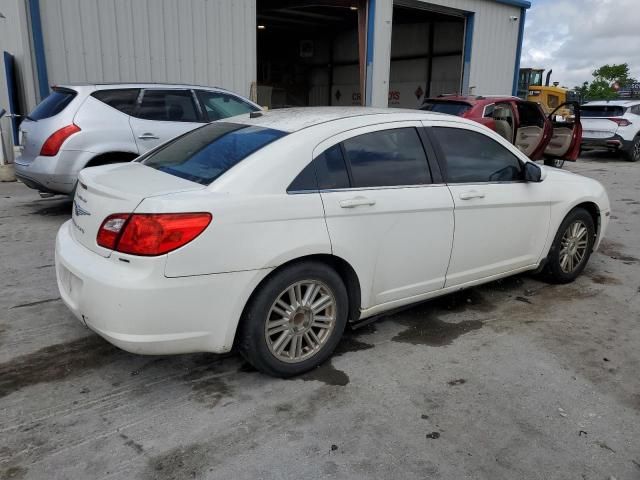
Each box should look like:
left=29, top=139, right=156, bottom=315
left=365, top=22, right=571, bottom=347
left=578, top=63, right=636, bottom=101
left=592, top=63, right=634, bottom=86
left=586, top=79, right=618, bottom=101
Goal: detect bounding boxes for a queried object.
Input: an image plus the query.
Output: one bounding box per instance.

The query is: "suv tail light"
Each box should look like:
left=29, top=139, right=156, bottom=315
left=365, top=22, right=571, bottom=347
left=40, top=124, right=81, bottom=156
left=609, top=118, right=632, bottom=127
left=97, top=213, right=212, bottom=256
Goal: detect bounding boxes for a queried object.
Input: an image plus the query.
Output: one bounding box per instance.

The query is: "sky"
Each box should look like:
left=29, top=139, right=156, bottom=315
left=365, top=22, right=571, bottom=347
left=521, top=0, right=640, bottom=88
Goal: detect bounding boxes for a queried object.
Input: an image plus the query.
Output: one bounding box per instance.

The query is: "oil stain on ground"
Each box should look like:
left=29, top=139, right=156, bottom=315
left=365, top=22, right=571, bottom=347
left=586, top=272, right=623, bottom=285
left=298, top=331, right=375, bottom=386
left=389, top=289, right=490, bottom=346
left=598, top=239, right=639, bottom=263
left=31, top=202, right=72, bottom=217
left=0, top=465, right=28, bottom=480
left=180, top=355, right=237, bottom=407
left=300, top=362, right=350, bottom=386
left=0, top=335, right=121, bottom=399
left=189, top=376, right=233, bottom=408
left=145, top=442, right=209, bottom=480
left=392, top=316, right=483, bottom=346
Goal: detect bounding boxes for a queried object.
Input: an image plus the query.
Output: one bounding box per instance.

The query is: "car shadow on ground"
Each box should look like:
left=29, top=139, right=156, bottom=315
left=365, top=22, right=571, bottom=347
left=0, top=273, right=540, bottom=401
left=17, top=195, right=73, bottom=217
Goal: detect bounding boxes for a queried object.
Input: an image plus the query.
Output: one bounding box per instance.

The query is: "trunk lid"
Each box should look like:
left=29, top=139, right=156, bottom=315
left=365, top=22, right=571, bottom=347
left=581, top=118, right=619, bottom=139
left=580, top=105, right=626, bottom=139
left=71, top=163, right=205, bottom=256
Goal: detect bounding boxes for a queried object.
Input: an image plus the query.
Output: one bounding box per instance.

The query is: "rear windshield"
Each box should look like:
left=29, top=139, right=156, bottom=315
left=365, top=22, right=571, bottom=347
left=420, top=101, right=471, bottom=116
left=141, top=122, right=287, bottom=185
left=29, top=88, right=77, bottom=120
left=581, top=105, right=626, bottom=118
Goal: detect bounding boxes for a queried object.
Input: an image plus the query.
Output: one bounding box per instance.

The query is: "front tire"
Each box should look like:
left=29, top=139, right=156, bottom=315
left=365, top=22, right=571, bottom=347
left=622, top=137, right=640, bottom=162
left=238, top=261, right=348, bottom=377
left=542, top=208, right=595, bottom=284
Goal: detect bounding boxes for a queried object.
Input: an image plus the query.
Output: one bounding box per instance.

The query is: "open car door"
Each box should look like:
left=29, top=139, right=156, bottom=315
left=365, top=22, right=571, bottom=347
left=543, top=102, right=582, bottom=168
left=514, top=101, right=553, bottom=160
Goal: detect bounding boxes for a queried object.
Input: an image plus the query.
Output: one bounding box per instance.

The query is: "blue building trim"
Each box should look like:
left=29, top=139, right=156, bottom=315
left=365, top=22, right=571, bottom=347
left=364, top=0, right=376, bottom=106
left=461, top=13, right=474, bottom=95
left=28, top=0, right=49, bottom=100
left=493, top=0, right=531, bottom=8
left=512, top=7, right=526, bottom=96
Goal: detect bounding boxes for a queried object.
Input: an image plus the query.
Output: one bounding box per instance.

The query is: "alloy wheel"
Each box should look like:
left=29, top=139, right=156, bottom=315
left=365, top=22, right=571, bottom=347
left=264, top=280, right=337, bottom=363
left=559, top=220, right=589, bottom=273
left=633, top=141, right=640, bottom=161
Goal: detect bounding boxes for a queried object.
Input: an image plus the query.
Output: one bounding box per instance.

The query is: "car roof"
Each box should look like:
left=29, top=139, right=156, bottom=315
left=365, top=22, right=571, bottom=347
left=55, top=82, right=236, bottom=93
left=583, top=100, right=639, bottom=106
left=425, top=95, right=520, bottom=105
left=226, top=107, right=447, bottom=133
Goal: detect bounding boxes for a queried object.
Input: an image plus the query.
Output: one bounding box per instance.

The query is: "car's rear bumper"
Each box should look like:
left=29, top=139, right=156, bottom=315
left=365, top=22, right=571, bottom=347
left=581, top=134, right=632, bottom=151
left=15, top=150, right=95, bottom=194
left=55, top=220, right=271, bottom=355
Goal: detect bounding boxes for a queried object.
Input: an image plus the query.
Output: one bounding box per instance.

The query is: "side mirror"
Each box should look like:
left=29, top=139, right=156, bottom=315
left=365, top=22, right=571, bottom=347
left=524, top=161, right=543, bottom=182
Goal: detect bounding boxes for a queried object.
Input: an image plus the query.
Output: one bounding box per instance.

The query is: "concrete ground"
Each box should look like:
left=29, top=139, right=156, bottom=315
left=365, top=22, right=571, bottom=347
left=1, top=153, right=639, bottom=480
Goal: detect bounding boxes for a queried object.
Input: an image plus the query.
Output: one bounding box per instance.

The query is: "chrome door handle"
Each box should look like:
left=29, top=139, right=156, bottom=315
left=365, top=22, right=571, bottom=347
left=339, top=196, right=376, bottom=208
left=138, top=133, right=159, bottom=140
left=459, top=190, right=486, bottom=200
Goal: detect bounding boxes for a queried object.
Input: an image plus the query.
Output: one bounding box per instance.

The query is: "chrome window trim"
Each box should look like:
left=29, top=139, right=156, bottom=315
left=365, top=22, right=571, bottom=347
left=287, top=180, right=527, bottom=195
left=287, top=183, right=449, bottom=195
left=482, top=103, right=495, bottom=118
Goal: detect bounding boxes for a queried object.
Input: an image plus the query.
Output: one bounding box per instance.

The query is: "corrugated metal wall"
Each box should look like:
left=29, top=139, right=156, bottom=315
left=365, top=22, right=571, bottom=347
left=397, top=0, right=521, bottom=95
left=39, top=0, right=257, bottom=98
left=0, top=0, right=38, bottom=162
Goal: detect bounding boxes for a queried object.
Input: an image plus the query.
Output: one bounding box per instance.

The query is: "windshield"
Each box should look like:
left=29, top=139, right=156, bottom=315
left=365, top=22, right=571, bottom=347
left=141, top=122, right=287, bottom=185
left=581, top=105, right=626, bottom=118
left=29, top=88, right=77, bottom=120
left=420, top=101, right=471, bottom=116
left=530, top=70, right=544, bottom=87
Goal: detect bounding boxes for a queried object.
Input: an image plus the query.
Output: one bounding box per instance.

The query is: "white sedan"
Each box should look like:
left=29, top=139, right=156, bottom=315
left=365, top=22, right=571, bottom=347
left=55, top=107, right=610, bottom=377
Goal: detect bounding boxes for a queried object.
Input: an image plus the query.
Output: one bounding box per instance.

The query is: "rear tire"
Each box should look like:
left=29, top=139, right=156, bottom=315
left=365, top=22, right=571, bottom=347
left=544, top=158, right=565, bottom=169
left=542, top=208, right=595, bottom=284
left=238, top=261, right=348, bottom=377
left=622, top=137, right=640, bottom=162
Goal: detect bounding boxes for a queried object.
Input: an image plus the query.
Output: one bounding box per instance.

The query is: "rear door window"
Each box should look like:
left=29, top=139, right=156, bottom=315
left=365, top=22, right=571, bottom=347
left=421, top=101, right=471, bottom=116
left=141, top=122, right=287, bottom=185
left=581, top=106, right=626, bottom=117
left=517, top=101, right=545, bottom=127
left=28, top=88, right=77, bottom=120
left=287, top=144, right=351, bottom=193
left=135, top=89, right=200, bottom=122
left=196, top=90, right=258, bottom=121
left=342, top=128, right=431, bottom=188
left=91, top=89, right=140, bottom=115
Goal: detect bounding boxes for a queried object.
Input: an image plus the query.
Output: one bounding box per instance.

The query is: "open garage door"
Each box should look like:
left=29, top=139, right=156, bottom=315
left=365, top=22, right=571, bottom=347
left=389, top=4, right=465, bottom=108
left=256, top=1, right=366, bottom=108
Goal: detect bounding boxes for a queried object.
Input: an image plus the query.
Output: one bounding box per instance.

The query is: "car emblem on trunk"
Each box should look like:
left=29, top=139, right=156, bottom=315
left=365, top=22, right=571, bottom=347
left=74, top=201, right=91, bottom=216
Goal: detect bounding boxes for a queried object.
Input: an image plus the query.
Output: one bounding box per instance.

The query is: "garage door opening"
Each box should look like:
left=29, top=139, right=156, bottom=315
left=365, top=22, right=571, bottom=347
left=256, top=1, right=364, bottom=109
left=389, top=5, right=465, bottom=108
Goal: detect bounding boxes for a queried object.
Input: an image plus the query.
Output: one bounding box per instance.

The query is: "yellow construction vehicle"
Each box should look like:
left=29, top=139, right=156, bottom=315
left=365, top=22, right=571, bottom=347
left=518, top=68, right=579, bottom=115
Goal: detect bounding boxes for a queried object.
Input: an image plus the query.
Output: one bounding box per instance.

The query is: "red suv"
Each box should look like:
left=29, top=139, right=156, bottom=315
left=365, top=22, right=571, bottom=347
left=421, top=96, right=582, bottom=168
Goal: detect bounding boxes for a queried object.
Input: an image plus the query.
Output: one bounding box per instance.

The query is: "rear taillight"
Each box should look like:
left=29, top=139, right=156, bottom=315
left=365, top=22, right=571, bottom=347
left=40, top=124, right=81, bottom=156
left=97, top=213, right=212, bottom=256
left=96, top=214, right=130, bottom=250
left=609, top=118, right=632, bottom=127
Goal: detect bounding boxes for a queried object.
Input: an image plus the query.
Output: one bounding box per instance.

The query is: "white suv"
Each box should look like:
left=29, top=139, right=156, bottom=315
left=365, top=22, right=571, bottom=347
left=14, top=84, right=260, bottom=195
left=581, top=100, right=640, bottom=161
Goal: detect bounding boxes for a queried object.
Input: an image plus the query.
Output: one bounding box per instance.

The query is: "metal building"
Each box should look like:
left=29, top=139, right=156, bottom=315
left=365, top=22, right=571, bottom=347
left=0, top=0, right=530, bottom=159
